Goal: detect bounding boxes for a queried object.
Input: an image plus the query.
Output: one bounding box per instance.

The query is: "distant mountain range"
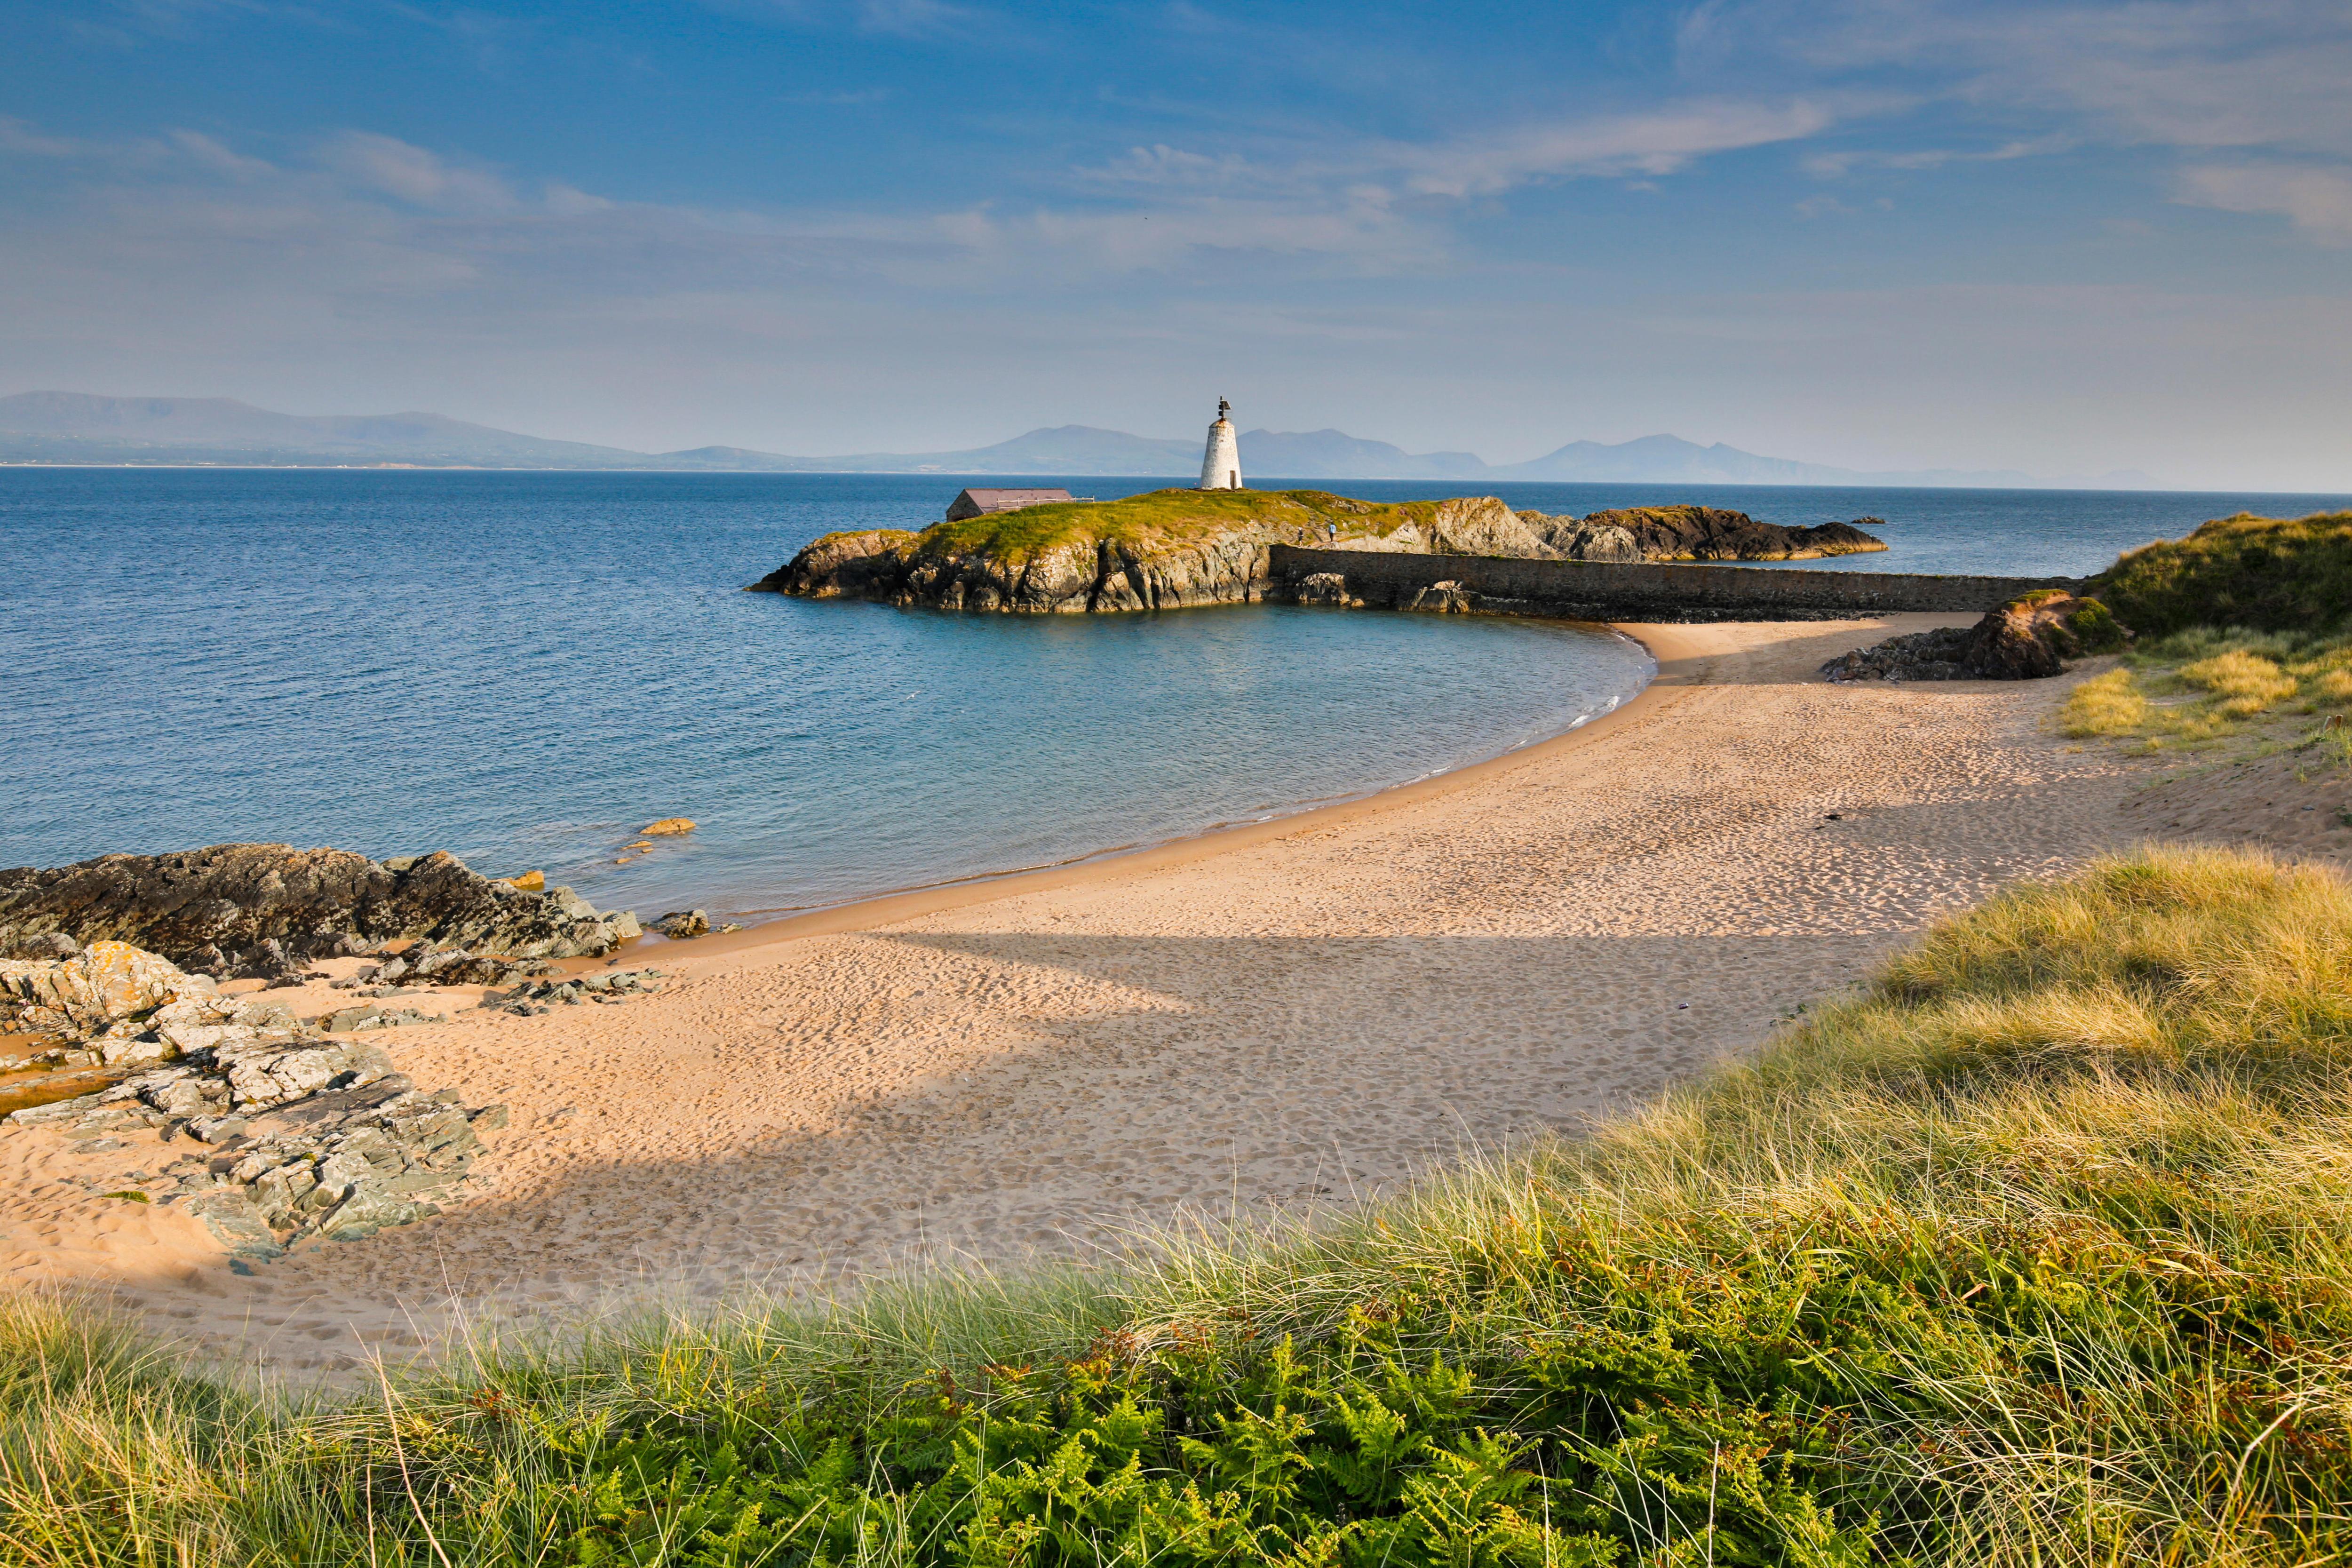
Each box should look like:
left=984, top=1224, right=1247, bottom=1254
left=0, top=392, right=2163, bottom=489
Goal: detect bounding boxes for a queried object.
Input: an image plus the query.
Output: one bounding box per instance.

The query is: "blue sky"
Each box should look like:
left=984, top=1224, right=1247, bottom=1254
left=3, top=0, right=2349, bottom=486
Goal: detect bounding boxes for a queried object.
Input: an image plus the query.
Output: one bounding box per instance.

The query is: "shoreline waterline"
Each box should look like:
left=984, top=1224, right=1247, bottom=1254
left=654, top=619, right=1688, bottom=958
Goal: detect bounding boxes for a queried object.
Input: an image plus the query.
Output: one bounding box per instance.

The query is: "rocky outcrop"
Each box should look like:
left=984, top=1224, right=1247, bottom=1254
left=1324, top=497, right=1557, bottom=560
left=1521, top=506, right=1887, bottom=563
left=755, top=491, right=1399, bottom=613
left=3, top=945, right=506, bottom=1256
left=1820, top=590, right=2130, bottom=682
left=751, top=529, right=920, bottom=598
left=0, top=844, right=639, bottom=978
left=750, top=491, right=1888, bottom=615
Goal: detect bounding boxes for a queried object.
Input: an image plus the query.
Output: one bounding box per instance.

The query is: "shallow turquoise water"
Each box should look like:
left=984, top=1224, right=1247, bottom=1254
left=0, top=469, right=1651, bottom=920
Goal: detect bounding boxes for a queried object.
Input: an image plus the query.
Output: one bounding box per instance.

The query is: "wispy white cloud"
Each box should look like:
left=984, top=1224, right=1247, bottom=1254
left=165, top=128, right=274, bottom=179
left=693, top=0, right=996, bottom=43
left=2177, top=161, right=2352, bottom=241
left=1802, top=136, right=2064, bottom=179
left=1685, top=0, right=2352, bottom=156
left=0, top=117, right=100, bottom=157
left=1396, top=97, right=1854, bottom=197
left=315, top=131, right=521, bottom=212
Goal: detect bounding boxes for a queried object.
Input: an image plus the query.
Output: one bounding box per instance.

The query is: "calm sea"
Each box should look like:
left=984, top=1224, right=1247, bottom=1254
left=5, top=470, right=2341, bottom=923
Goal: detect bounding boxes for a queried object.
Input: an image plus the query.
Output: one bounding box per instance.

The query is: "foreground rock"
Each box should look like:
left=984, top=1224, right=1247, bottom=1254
left=1821, top=590, right=2130, bottom=682
left=3, top=944, right=504, bottom=1256
left=0, top=844, right=639, bottom=978
left=749, top=489, right=1888, bottom=614
left=492, top=967, right=666, bottom=1015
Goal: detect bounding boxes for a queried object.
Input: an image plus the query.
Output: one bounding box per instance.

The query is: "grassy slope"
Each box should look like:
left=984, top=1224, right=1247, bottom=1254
left=2094, top=511, right=2352, bottom=637
left=10, top=846, right=2352, bottom=1565
left=913, top=489, right=1423, bottom=565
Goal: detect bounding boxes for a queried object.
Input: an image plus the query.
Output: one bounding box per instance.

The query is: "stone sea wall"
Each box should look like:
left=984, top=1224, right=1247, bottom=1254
left=1271, top=545, right=2081, bottom=622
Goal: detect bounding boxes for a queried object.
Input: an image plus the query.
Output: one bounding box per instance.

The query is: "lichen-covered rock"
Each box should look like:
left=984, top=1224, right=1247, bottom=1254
left=1821, top=591, right=2130, bottom=683
left=0, top=940, right=192, bottom=1034
left=8, top=977, right=502, bottom=1255
left=0, top=844, right=639, bottom=977
left=1293, top=572, right=1361, bottom=606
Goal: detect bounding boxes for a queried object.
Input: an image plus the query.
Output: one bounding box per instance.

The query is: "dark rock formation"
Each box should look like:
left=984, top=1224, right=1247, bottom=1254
left=1521, top=506, right=1888, bottom=563
left=334, top=947, right=558, bottom=990
left=751, top=529, right=921, bottom=598
left=0, top=844, right=639, bottom=978
left=1821, top=591, right=2130, bottom=682
left=651, top=909, right=710, bottom=939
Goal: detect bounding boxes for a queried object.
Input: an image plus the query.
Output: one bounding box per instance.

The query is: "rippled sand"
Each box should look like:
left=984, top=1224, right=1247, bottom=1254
left=0, top=616, right=2163, bottom=1373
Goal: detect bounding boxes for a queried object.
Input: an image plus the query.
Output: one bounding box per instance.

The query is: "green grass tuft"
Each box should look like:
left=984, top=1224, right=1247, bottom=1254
left=10, top=847, right=2352, bottom=1563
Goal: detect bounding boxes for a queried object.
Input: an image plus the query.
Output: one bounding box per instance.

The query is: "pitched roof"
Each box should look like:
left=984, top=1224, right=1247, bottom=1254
left=946, top=487, right=1074, bottom=519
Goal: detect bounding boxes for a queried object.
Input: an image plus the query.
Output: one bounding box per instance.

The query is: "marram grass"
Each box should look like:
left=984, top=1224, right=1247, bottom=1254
left=9, top=846, right=2352, bottom=1565
left=2060, top=621, right=2352, bottom=763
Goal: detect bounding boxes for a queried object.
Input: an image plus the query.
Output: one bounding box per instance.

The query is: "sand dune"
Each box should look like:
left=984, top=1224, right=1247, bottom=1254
left=0, top=616, right=2154, bottom=1373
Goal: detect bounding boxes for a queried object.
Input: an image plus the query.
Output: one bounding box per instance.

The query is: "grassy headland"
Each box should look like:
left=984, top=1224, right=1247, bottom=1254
left=2062, top=512, right=2352, bottom=772
left=10, top=845, right=2352, bottom=1565
left=2093, top=510, right=2352, bottom=638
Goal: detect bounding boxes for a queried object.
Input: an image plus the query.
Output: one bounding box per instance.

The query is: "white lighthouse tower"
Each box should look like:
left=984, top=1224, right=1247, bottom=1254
left=1197, top=398, right=1242, bottom=490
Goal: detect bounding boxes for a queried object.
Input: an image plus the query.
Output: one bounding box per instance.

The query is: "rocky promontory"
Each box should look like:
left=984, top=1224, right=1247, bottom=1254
left=1820, top=590, right=2129, bottom=682
left=0, top=844, right=639, bottom=979
left=748, top=489, right=1887, bottom=614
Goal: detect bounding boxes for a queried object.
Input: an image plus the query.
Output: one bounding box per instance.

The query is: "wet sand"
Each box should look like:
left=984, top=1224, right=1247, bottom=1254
left=0, top=615, right=2154, bottom=1372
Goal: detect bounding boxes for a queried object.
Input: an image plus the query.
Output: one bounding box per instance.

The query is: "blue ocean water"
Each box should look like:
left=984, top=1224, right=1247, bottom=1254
left=6, top=469, right=2342, bottom=923
left=0, top=469, right=1653, bottom=920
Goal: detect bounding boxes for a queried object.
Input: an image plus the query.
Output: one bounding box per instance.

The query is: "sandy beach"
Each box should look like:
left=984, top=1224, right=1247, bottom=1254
left=0, top=613, right=2163, bottom=1372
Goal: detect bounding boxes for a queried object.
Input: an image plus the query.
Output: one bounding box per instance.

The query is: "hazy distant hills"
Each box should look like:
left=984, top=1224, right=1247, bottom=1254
left=0, top=392, right=2161, bottom=489
left=0, top=392, right=636, bottom=467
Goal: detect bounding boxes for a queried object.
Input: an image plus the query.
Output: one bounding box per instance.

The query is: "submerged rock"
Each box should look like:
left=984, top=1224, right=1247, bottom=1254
left=0, top=844, right=640, bottom=977
left=1821, top=591, right=2130, bottom=682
